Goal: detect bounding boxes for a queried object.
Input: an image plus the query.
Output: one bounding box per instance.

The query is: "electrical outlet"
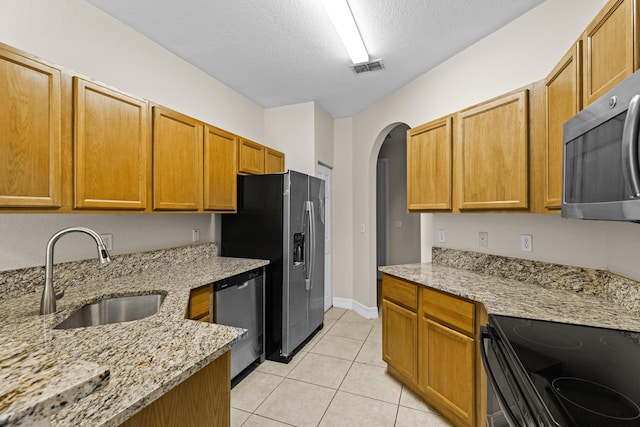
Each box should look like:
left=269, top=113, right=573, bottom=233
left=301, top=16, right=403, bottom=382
left=437, top=229, right=446, bottom=243
left=479, top=232, right=488, bottom=248
left=521, top=234, right=533, bottom=252
left=192, top=229, right=200, bottom=242
left=100, top=234, right=113, bottom=251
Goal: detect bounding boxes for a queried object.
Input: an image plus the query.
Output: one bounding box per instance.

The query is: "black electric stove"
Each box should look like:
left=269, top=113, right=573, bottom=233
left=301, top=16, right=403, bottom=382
left=482, top=315, right=640, bottom=427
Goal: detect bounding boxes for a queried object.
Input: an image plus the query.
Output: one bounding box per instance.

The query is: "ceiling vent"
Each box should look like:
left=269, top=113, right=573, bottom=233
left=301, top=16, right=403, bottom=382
left=351, top=59, right=384, bottom=74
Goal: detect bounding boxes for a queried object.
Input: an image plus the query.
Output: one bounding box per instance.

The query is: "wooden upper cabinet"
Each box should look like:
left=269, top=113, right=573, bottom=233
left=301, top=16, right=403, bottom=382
left=544, top=43, right=582, bottom=210
left=264, top=147, right=285, bottom=174
left=238, top=138, right=265, bottom=175
left=74, top=77, right=149, bottom=210
left=0, top=46, right=62, bottom=208
left=204, top=125, right=237, bottom=212
left=407, top=116, right=453, bottom=211
left=456, top=90, right=529, bottom=210
left=152, top=106, right=203, bottom=211
left=582, top=0, right=636, bottom=106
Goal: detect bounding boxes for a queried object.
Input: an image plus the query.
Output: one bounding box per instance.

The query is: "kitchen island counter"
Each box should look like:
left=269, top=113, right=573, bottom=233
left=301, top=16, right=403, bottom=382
left=380, top=262, right=640, bottom=333
left=0, top=252, right=268, bottom=427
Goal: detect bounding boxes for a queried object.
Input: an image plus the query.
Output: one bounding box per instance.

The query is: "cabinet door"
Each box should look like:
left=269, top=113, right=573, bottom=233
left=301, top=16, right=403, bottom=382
left=407, top=116, right=453, bottom=211
left=544, top=43, right=582, bottom=209
left=204, top=125, right=237, bottom=212
left=0, top=47, right=62, bottom=208
left=583, top=0, right=635, bottom=106
left=74, top=77, right=148, bottom=210
left=382, top=298, right=417, bottom=381
left=188, top=285, right=211, bottom=321
left=457, top=90, right=529, bottom=210
left=420, top=318, right=475, bottom=427
left=152, top=106, right=202, bottom=211
left=238, top=138, right=265, bottom=174
left=264, top=147, right=285, bottom=174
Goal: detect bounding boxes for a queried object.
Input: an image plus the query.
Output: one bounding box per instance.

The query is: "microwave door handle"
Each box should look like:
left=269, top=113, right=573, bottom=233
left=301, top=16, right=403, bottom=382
left=622, top=94, right=640, bottom=199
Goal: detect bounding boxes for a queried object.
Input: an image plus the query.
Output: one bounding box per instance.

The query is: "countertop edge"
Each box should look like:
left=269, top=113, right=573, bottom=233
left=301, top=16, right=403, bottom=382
left=379, top=263, right=640, bottom=333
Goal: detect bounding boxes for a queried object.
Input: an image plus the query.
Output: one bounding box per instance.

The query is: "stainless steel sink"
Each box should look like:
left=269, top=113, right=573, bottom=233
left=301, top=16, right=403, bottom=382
left=55, top=293, right=166, bottom=329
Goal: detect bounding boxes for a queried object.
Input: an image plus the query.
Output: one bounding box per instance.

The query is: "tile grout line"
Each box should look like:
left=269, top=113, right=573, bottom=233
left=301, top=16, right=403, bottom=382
left=315, top=308, right=354, bottom=427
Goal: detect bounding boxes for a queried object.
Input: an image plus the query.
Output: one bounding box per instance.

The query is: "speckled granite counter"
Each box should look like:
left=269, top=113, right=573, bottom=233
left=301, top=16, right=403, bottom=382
left=0, top=247, right=268, bottom=427
left=379, top=262, right=640, bottom=333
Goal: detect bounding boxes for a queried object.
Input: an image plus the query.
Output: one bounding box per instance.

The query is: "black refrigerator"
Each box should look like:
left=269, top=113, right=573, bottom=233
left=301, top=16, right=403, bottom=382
left=221, top=170, right=325, bottom=362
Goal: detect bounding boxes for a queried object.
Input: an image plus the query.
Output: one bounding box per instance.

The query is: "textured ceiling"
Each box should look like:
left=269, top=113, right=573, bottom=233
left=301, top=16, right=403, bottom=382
left=86, top=0, right=544, bottom=118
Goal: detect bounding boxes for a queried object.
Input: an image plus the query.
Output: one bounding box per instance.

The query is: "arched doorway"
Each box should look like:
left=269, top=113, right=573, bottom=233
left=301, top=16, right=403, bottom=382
left=375, top=123, right=421, bottom=309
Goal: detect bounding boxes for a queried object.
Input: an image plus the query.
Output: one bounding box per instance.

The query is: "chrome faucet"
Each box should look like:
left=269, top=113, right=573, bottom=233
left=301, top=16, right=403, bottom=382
left=40, top=227, right=111, bottom=315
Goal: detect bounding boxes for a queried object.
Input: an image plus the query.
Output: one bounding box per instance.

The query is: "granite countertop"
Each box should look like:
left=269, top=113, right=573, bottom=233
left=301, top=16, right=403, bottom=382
left=0, top=255, right=268, bottom=427
left=380, top=263, right=640, bottom=333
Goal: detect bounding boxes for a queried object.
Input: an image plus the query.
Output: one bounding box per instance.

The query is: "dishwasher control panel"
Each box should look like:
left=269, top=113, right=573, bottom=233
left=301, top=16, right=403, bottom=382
left=214, top=268, right=263, bottom=291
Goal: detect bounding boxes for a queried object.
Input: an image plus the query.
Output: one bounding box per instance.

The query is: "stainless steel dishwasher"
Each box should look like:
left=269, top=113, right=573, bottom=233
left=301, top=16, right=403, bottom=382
left=213, top=268, right=265, bottom=380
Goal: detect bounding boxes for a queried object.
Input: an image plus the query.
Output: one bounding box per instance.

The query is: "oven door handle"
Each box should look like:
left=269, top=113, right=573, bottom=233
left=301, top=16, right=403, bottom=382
left=622, top=94, right=640, bottom=199
left=480, top=326, right=522, bottom=427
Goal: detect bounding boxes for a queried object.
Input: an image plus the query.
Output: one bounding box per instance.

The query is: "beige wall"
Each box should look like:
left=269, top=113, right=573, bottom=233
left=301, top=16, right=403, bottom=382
left=264, top=101, right=335, bottom=175
left=315, top=104, right=335, bottom=168
left=0, top=0, right=265, bottom=270
left=377, top=126, right=420, bottom=266
left=264, top=102, right=316, bottom=175
left=332, top=118, right=354, bottom=302
left=333, top=0, right=610, bottom=312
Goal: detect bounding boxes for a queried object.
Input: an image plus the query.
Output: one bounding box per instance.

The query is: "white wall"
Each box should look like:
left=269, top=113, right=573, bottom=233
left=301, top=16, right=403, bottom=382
left=0, top=0, right=265, bottom=270
left=333, top=0, right=611, bottom=310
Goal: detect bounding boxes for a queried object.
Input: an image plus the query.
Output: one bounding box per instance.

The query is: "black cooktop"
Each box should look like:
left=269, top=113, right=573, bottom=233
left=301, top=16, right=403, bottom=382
left=491, top=315, right=640, bottom=427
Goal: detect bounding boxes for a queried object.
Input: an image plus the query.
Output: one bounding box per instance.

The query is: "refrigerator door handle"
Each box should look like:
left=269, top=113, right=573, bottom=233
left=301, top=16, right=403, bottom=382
left=304, top=201, right=315, bottom=291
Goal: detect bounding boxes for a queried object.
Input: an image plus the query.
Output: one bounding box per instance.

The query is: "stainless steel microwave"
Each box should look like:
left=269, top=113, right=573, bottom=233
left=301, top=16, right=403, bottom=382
left=563, top=69, right=640, bottom=221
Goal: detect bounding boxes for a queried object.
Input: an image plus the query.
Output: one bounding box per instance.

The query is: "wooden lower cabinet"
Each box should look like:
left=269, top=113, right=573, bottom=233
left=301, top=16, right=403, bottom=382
left=382, top=273, right=483, bottom=427
left=381, top=298, right=417, bottom=381
left=187, top=285, right=211, bottom=321
left=120, top=350, right=230, bottom=427
left=420, top=318, right=475, bottom=427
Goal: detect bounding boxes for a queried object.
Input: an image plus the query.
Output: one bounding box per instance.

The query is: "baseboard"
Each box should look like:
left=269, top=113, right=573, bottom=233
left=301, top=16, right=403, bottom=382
left=332, top=297, right=379, bottom=319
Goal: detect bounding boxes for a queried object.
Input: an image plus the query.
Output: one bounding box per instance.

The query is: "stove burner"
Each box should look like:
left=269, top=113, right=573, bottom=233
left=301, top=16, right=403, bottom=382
left=600, top=334, right=640, bottom=356
left=513, top=324, right=583, bottom=350
left=552, top=377, right=640, bottom=426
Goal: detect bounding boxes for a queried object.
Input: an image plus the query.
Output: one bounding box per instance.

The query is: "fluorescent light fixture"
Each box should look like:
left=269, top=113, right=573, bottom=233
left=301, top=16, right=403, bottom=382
left=320, top=0, right=369, bottom=64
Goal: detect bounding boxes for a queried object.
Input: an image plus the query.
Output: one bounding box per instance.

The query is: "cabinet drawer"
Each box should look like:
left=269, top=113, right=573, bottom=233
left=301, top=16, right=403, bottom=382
left=189, top=285, right=210, bottom=320
left=382, top=274, right=418, bottom=311
left=422, top=287, right=474, bottom=336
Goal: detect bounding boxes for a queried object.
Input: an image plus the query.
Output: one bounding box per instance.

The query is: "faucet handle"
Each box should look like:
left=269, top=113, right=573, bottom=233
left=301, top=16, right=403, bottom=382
left=55, top=288, right=64, bottom=300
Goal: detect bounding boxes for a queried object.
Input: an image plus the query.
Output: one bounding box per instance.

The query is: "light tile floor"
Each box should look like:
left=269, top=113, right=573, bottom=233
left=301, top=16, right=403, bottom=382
left=231, top=307, right=454, bottom=427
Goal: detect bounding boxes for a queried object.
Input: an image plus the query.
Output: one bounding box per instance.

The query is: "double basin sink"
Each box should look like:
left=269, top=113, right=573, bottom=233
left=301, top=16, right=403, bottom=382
left=55, top=293, right=166, bottom=329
